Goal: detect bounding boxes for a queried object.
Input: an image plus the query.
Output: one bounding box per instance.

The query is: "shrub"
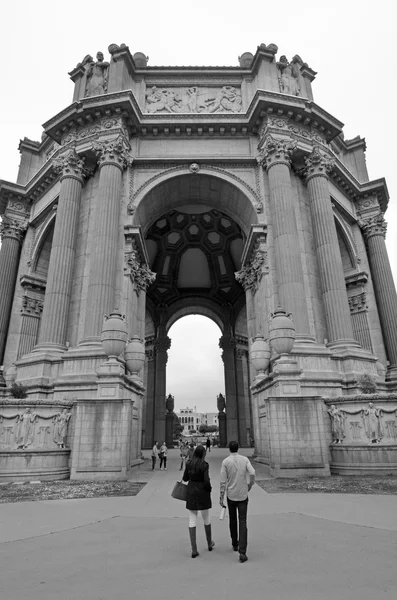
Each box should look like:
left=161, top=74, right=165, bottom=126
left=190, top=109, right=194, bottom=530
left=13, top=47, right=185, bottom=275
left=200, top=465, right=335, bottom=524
left=9, top=382, right=28, bottom=399
left=356, top=373, right=377, bottom=394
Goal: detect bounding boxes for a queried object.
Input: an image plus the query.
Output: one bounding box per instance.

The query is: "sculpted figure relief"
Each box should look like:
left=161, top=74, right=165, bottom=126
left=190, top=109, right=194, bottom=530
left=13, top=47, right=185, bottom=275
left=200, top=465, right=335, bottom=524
left=53, top=409, right=72, bottom=448
left=145, top=85, right=242, bottom=113
left=363, top=402, right=383, bottom=443
left=276, top=55, right=301, bottom=96
left=16, top=408, right=38, bottom=449
left=86, top=52, right=109, bottom=97
left=327, top=405, right=345, bottom=443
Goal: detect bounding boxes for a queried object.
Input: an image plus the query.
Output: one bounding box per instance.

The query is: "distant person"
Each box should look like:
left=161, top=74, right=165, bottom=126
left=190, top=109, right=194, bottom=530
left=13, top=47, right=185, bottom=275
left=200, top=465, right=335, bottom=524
left=159, top=442, right=168, bottom=470
left=220, top=441, right=255, bottom=563
left=151, top=441, right=159, bottom=470
left=206, top=437, right=211, bottom=453
left=180, top=441, right=189, bottom=471
left=186, top=443, right=195, bottom=464
left=182, top=445, right=214, bottom=558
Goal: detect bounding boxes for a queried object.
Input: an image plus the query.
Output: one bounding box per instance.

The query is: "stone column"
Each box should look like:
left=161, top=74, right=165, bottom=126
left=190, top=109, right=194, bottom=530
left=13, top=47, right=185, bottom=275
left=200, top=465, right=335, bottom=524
left=304, top=147, right=356, bottom=346
left=83, top=136, right=131, bottom=342
left=124, top=249, right=156, bottom=339
left=360, top=213, right=397, bottom=380
left=144, top=338, right=156, bottom=448
left=0, top=217, right=27, bottom=371
left=17, top=297, right=44, bottom=359
left=258, top=136, right=311, bottom=340
left=235, top=345, right=249, bottom=445
left=219, top=335, right=239, bottom=443
left=36, top=150, right=85, bottom=351
left=153, top=332, right=171, bottom=444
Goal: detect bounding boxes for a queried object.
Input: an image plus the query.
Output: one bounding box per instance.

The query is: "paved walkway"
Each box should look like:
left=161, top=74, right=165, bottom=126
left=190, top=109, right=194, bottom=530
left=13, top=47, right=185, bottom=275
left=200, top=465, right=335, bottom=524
left=0, top=448, right=396, bottom=599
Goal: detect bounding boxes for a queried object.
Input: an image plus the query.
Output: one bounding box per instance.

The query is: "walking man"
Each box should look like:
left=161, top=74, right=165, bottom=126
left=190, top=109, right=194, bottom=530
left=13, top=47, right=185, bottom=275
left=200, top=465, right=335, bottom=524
left=220, top=441, right=255, bottom=563
left=152, top=441, right=159, bottom=470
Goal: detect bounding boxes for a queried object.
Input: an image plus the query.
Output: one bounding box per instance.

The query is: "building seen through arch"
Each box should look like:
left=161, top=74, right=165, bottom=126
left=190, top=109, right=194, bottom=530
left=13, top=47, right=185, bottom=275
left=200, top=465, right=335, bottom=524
left=1, top=42, right=397, bottom=480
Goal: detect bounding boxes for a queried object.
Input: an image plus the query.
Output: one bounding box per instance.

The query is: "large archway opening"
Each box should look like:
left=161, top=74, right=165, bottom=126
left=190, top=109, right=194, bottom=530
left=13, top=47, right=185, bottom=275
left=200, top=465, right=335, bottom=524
left=166, top=315, right=224, bottom=440
left=137, top=173, right=256, bottom=448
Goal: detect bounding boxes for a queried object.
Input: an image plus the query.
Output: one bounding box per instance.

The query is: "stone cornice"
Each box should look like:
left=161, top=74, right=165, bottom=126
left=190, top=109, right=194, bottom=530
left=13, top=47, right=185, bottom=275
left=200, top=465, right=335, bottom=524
left=345, top=271, right=368, bottom=289
left=20, top=274, right=47, bottom=292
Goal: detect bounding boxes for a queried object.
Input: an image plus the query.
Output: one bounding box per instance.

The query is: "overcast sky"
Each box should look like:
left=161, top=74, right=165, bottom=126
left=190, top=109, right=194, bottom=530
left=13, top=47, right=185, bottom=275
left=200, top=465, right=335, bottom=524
left=1, top=0, right=396, bottom=412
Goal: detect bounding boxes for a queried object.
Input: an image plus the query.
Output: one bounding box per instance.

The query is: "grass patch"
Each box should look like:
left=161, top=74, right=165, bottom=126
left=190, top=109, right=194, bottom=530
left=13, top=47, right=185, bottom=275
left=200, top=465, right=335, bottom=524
left=0, top=480, right=146, bottom=503
left=257, top=476, right=397, bottom=494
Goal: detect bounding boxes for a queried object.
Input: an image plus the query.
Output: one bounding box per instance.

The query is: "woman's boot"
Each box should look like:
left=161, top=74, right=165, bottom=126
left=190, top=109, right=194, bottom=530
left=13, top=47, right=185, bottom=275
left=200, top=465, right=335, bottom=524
left=189, top=527, right=199, bottom=558
left=204, top=524, right=215, bottom=551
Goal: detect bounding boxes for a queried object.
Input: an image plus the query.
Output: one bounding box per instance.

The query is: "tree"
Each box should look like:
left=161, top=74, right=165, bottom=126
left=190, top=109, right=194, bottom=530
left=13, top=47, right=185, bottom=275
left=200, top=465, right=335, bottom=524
left=173, top=413, right=183, bottom=438
left=199, top=424, right=218, bottom=434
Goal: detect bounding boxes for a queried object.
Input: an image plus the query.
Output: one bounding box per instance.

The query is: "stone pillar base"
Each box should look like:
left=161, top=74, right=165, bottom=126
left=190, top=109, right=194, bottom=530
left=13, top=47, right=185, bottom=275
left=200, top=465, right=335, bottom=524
left=70, top=395, right=143, bottom=481
left=165, top=413, right=174, bottom=447
left=386, top=366, right=397, bottom=384
left=218, top=413, right=227, bottom=447
left=253, top=395, right=330, bottom=477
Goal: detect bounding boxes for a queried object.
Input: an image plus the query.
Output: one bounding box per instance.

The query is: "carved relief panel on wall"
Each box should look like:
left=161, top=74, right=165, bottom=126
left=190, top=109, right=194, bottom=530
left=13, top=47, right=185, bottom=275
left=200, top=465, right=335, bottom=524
left=0, top=408, right=72, bottom=450
left=144, top=86, right=243, bottom=114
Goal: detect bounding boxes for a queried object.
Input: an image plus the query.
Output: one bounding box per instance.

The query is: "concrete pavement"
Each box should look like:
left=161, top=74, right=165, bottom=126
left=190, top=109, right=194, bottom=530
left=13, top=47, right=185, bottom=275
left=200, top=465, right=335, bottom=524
left=0, top=448, right=396, bottom=599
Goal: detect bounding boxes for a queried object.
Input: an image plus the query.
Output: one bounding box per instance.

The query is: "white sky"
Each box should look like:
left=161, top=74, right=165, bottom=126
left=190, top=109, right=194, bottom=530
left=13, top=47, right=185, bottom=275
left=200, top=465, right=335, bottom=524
left=1, top=0, right=396, bottom=411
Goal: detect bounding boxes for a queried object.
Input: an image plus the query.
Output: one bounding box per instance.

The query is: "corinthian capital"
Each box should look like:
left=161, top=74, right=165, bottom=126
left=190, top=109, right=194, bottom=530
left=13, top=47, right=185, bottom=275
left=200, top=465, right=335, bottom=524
left=304, top=146, right=335, bottom=180
left=257, top=135, right=297, bottom=170
left=359, top=213, right=387, bottom=240
left=155, top=335, right=171, bottom=353
left=93, top=135, right=132, bottom=171
left=52, top=149, right=85, bottom=182
left=21, top=296, right=44, bottom=317
left=124, top=250, right=156, bottom=293
left=0, top=217, right=28, bottom=243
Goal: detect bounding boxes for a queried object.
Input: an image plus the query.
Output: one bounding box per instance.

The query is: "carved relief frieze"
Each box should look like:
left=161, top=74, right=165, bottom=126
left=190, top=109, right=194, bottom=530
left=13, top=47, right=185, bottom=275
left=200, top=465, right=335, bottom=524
left=6, top=199, right=30, bottom=218
left=327, top=401, right=397, bottom=445
left=0, top=408, right=71, bottom=450
left=60, top=116, right=129, bottom=148
left=144, top=85, right=243, bottom=114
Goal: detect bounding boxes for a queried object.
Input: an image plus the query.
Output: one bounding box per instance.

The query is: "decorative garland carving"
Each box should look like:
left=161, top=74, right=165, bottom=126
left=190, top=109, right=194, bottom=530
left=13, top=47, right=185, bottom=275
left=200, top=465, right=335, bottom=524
left=21, top=296, right=44, bottom=318
left=235, top=251, right=268, bottom=292
left=124, top=250, right=156, bottom=293
left=348, top=293, right=367, bottom=314
left=0, top=408, right=71, bottom=450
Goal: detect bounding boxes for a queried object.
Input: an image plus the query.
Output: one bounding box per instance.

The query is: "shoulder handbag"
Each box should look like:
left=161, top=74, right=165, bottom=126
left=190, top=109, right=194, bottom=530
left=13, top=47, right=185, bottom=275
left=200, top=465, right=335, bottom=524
left=171, top=480, right=188, bottom=501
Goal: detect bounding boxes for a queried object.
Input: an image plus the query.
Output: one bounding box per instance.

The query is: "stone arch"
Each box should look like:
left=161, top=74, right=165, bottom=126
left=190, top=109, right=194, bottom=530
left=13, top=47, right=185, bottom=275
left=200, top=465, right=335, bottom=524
left=334, top=214, right=357, bottom=271
left=166, top=298, right=225, bottom=334
left=31, top=217, right=56, bottom=277
left=131, top=169, right=259, bottom=236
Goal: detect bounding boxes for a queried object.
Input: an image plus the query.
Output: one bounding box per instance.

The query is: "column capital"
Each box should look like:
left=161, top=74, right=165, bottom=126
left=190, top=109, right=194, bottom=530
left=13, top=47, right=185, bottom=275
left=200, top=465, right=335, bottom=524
left=348, top=292, right=367, bottom=314
left=257, top=135, right=297, bottom=170
left=0, top=217, right=28, bottom=243
left=52, top=149, right=85, bottom=183
left=124, top=250, right=156, bottom=294
left=304, top=146, right=335, bottom=181
left=235, top=250, right=267, bottom=292
left=21, top=296, right=44, bottom=318
left=219, top=335, right=236, bottom=352
left=93, top=135, right=132, bottom=171
left=155, top=335, right=171, bottom=353
left=359, top=213, right=387, bottom=240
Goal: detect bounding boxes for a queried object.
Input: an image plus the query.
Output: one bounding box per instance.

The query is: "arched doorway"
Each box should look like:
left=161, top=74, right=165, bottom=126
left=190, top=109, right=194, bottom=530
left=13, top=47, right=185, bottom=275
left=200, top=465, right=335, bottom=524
left=134, top=172, right=257, bottom=448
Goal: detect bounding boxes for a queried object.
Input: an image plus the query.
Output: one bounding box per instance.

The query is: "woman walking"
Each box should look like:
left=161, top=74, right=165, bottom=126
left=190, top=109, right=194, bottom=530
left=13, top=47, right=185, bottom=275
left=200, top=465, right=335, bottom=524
left=159, top=441, right=168, bottom=470
left=182, top=445, right=215, bottom=558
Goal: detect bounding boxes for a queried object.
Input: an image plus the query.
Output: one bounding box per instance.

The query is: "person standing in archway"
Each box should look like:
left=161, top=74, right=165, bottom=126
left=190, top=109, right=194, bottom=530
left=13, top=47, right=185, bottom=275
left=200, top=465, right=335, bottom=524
left=151, top=441, right=159, bottom=470
left=159, top=441, right=168, bottom=470
left=220, top=441, right=255, bottom=563
left=206, top=437, right=211, bottom=453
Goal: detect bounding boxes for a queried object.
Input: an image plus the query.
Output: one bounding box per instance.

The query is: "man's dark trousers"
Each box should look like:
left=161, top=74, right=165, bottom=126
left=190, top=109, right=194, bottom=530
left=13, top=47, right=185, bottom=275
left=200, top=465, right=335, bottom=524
left=227, top=497, right=248, bottom=554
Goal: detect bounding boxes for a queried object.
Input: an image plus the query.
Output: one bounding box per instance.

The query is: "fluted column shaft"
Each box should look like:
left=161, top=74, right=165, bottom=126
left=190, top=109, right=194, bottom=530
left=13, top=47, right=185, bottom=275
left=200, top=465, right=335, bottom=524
left=153, top=333, right=170, bottom=444
left=38, top=157, right=84, bottom=350
left=305, top=148, right=354, bottom=345
left=0, top=219, right=26, bottom=363
left=220, top=336, right=239, bottom=443
left=18, top=297, right=43, bottom=358
left=260, top=137, right=310, bottom=337
left=361, top=214, right=397, bottom=374
left=84, top=164, right=122, bottom=339
left=83, top=136, right=130, bottom=341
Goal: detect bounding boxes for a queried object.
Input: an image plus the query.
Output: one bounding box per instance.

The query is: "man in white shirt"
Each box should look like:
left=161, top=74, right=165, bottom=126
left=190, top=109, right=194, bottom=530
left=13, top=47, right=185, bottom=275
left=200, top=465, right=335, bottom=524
left=220, top=440, right=255, bottom=563
left=151, top=441, right=159, bottom=470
